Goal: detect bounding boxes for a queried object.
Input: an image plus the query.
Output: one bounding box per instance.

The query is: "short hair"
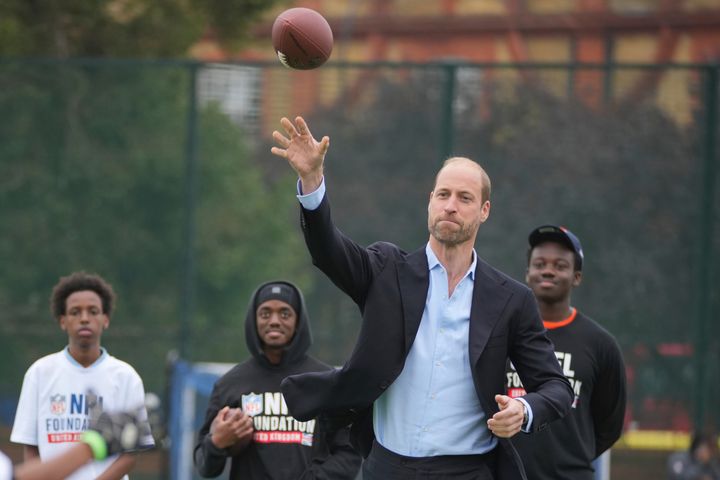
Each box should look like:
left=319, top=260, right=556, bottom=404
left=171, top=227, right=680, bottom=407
left=50, top=272, right=116, bottom=320
left=434, top=157, right=492, bottom=203
left=526, top=246, right=583, bottom=272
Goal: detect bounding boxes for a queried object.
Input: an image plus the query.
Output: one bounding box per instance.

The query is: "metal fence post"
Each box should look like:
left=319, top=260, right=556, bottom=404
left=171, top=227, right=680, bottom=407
left=693, top=64, right=718, bottom=429
left=180, top=62, right=200, bottom=361
left=439, top=62, right=457, bottom=160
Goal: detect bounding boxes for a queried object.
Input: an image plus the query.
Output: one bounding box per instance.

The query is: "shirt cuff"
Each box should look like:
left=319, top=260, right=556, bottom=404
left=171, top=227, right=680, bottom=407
left=296, top=177, right=325, bottom=211
left=515, top=397, right=534, bottom=432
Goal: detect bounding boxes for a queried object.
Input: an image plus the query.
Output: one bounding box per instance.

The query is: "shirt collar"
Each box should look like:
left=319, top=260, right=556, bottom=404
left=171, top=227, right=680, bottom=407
left=425, top=244, right=477, bottom=281
left=63, top=346, right=108, bottom=368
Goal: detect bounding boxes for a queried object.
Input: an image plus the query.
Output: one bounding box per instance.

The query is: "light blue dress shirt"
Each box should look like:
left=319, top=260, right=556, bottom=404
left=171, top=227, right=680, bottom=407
left=297, top=178, right=533, bottom=457
left=373, top=244, right=496, bottom=456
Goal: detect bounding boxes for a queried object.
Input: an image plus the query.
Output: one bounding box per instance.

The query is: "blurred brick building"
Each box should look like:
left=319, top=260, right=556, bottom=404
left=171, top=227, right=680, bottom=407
left=190, top=0, right=720, bottom=129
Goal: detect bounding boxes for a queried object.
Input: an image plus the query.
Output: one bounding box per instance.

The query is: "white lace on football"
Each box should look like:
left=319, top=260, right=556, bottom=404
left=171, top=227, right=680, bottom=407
left=277, top=51, right=291, bottom=68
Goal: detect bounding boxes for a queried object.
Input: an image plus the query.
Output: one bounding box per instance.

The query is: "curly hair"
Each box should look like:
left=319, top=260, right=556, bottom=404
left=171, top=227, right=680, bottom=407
left=50, top=272, right=116, bottom=320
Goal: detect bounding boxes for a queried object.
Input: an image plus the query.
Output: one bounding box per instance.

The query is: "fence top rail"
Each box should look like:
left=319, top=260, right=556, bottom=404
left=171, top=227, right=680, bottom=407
left=0, top=56, right=719, bottom=71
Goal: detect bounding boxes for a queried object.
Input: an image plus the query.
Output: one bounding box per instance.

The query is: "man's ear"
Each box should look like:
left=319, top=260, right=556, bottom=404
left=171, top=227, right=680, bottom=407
left=103, top=315, right=110, bottom=330
left=480, top=200, right=491, bottom=223
left=59, top=316, right=67, bottom=331
left=573, top=271, right=583, bottom=287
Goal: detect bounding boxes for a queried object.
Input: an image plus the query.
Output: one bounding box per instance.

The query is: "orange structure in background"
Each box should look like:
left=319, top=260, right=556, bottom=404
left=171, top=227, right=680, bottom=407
left=195, top=1, right=720, bottom=64
left=191, top=0, right=720, bottom=121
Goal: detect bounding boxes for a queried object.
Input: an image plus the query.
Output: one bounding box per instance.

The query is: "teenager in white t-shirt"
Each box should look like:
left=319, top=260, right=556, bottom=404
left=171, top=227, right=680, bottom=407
left=11, top=272, right=154, bottom=480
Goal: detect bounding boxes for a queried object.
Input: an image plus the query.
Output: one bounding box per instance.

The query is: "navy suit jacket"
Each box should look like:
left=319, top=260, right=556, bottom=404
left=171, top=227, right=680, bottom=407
left=281, top=195, right=573, bottom=479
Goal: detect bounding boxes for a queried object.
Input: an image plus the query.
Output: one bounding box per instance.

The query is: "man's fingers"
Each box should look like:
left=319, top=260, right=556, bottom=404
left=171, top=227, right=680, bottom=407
left=272, top=130, right=290, bottom=147
left=270, top=146, right=287, bottom=158
left=231, top=416, right=254, bottom=437
left=280, top=117, right=299, bottom=138
left=319, top=136, right=330, bottom=155
left=487, top=417, right=522, bottom=438
left=296, top=116, right=310, bottom=137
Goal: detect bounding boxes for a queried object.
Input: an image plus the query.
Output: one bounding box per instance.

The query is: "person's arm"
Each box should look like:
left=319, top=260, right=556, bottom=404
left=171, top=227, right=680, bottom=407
left=272, top=116, right=380, bottom=305
left=194, top=394, right=230, bottom=479
left=22, top=446, right=39, bottom=462
left=95, top=454, right=136, bottom=480
left=301, top=427, right=362, bottom=480
left=591, top=335, right=627, bottom=457
left=12, top=443, right=94, bottom=480
left=13, top=405, right=150, bottom=480
left=194, top=409, right=253, bottom=478
left=11, top=364, right=40, bottom=462
left=194, top=384, right=253, bottom=478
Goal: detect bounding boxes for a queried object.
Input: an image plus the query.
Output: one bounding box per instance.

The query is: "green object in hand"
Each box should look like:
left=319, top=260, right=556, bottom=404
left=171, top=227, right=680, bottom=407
left=81, top=429, right=108, bottom=461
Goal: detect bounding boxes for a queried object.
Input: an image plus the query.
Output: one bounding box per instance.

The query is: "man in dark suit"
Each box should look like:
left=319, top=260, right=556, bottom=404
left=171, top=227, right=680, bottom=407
left=270, top=116, right=573, bottom=480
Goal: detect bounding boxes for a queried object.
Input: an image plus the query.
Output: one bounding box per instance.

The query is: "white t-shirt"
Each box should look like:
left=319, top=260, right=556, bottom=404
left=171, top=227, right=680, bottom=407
left=11, top=347, right=154, bottom=480
left=0, top=451, right=11, bottom=480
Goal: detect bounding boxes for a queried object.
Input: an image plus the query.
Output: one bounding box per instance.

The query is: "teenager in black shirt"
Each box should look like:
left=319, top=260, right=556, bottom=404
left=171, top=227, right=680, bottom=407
left=507, top=225, right=627, bottom=480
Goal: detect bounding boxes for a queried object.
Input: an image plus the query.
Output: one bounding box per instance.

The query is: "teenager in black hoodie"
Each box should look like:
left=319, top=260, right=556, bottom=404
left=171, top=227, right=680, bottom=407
left=194, top=280, right=361, bottom=479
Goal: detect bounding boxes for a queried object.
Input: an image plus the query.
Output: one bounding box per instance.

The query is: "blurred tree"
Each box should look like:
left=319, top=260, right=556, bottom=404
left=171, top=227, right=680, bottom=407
left=463, top=82, right=698, bottom=347
left=0, top=63, right=309, bottom=394
left=305, top=66, right=699, bottom=364
left=0, top=0, right=286, bottom=57
left=0, top=0, right=296, bottom=395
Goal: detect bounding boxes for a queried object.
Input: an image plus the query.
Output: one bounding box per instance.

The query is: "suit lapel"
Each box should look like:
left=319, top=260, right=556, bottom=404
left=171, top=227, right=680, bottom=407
left=398, top=247, right=429, bottom=354
left=469, top=261, right=512, bottom=367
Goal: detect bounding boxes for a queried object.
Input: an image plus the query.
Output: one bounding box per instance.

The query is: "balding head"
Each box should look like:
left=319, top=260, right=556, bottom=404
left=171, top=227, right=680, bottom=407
left=434, top=157, right=491, bottom=204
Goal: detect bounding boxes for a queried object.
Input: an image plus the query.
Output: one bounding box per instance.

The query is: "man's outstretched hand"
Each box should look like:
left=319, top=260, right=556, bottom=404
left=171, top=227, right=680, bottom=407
left=271, top=116, right=329, bottom=194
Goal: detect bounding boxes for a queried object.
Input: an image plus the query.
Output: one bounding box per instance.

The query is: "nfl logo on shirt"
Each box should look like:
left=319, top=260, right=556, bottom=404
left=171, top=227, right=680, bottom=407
left=242, top=393, right=263, bottom=417
left=50, top=394, right=66, bottom=415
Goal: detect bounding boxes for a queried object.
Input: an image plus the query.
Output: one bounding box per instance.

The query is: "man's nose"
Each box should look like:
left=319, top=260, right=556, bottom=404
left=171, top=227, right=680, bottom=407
left=540, top=267, right=555, bottom=276
left=444, top=197, right=458, bottom=212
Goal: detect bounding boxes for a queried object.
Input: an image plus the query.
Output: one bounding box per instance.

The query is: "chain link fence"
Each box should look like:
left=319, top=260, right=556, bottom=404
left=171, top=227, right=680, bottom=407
left=0, top=58, right=717, bottom=477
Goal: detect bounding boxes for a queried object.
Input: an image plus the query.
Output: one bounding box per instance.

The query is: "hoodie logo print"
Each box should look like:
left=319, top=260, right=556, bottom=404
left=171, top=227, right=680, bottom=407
left=242, top=393, right=264, bottom=417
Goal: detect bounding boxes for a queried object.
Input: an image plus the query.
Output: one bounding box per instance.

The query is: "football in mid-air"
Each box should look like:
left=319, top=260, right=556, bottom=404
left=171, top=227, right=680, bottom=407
left=271, top=8, right=333, bottom=70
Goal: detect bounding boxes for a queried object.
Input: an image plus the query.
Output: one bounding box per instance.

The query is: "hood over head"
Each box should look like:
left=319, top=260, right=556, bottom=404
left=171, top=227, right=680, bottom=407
left=245, top=280, right=312, bottom=367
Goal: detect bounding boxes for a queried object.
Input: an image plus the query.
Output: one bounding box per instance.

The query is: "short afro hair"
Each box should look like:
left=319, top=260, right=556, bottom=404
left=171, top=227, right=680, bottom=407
left=50, top=271, right=116, bottom=320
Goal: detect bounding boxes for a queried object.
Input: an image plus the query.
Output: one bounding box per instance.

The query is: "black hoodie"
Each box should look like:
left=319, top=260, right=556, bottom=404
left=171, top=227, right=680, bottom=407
left=194, top=281, right=362, bottom=479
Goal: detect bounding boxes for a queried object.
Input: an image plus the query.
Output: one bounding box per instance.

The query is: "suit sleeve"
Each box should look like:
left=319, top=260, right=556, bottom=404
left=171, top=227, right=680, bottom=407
left=300, top=426, right=362, bottom=480
left=193, top=384, right=229, bottom=478
left=509, top=289, right=574, bottom=432
left=591, top=336, right=627, bottom=457
left=300, top=194, right=385, bottom=307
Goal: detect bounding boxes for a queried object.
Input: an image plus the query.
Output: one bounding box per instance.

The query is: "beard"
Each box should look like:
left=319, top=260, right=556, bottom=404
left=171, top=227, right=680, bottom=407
left=428, top=217, right=478, bottom=246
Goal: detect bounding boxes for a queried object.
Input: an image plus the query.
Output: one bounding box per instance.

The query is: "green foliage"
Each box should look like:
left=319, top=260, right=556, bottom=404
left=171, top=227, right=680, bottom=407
left=0, top=0, right=288, bottom=57
left=298, top=67, right=719, bottom=429
left=0, top=62, right=308, bottom=393
left=307, top=66, right=700, bottom=348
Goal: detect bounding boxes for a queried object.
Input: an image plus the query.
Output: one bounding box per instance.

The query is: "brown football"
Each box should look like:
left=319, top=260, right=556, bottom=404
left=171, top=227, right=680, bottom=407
left=271, top=8, right=333, bottom=70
